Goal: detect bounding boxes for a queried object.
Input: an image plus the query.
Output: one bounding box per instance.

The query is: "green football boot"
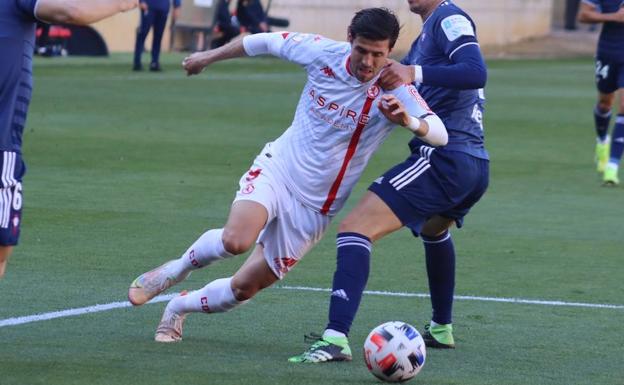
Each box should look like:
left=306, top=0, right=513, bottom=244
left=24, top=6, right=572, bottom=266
left=423, top=323, right=455, bottom=349
left=603, top=164, right=620, bottom=186
left=288, top=333, right=352, bottom=363
left=595, top=141, right=610, bottom=173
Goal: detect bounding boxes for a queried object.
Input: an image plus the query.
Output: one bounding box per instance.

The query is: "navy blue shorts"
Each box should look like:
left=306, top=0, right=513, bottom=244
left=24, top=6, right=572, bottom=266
left=368, top=146, right=489, bottom=235
left=595, top=56, right=624, bottom=94
left=0, top=151, right=25, bottom=246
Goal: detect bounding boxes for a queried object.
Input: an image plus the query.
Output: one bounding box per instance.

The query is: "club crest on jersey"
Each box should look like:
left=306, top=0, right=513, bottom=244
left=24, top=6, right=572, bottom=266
left=367, top=85, right=380, bottom=99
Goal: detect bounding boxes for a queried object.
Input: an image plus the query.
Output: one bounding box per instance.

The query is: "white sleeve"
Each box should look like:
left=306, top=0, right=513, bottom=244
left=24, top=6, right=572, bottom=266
left=388, top=84, right=448, bottom=146
left=244, top=31, right=331, bottom=67
left=421, top=114, right=448, bottom=146
left=242, top=32, right=286, bottom=57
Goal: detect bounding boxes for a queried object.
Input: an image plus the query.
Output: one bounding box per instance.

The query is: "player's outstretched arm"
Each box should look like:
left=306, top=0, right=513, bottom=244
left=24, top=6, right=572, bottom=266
left=578, top=2, right=624, bottom=24
left=183, top=32, right=287, bottom=76
left=378, top=95, right=447, bottom=146
left=183, top=35, right=249, bottom=76
left=35, top=0, right=138, bottom=25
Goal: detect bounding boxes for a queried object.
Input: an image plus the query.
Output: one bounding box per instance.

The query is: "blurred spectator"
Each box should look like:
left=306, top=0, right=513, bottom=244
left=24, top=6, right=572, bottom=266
left=133, top=0, right=181, bottom=71
left=565, top=0, right=581, bottom=30
left=236, top=0, right=268, bottom=34
left=211, top=0, right=241, bottom=49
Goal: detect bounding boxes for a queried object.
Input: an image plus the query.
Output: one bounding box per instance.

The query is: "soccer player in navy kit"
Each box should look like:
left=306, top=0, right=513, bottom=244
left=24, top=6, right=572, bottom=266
left=0, top=0, right=137, bottom=278
left=291, top=0, right=488, bottom=362
left=578, top=0, right=624, bottom=185
left=133, top=0, right=181, bottom=72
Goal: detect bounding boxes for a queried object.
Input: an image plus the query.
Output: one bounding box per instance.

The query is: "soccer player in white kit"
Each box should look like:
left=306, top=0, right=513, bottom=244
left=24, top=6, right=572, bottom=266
left=127, top=7, right=448, bottom=345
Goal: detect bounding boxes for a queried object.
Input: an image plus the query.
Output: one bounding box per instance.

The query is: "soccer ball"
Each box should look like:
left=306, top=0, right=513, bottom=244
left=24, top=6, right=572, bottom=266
left=363, top=321, right=426, bottom=383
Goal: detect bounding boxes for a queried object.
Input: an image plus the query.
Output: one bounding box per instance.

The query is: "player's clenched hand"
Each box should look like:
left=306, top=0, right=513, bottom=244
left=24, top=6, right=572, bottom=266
left=379, top=60, right=415, bottom=91
left=378, top=94, right=410, bottom=127
left=182, top=52, right=211, bottom=76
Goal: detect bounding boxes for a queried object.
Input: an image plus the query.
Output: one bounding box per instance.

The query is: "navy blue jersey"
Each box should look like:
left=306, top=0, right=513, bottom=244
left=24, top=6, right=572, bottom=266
left=0, top=0, right=39, bottom=153
left=141, top=0, right=180, bottom=11
left=401, top=1, right=488, bottom=160
left=584, top=0, right=624, bottom=61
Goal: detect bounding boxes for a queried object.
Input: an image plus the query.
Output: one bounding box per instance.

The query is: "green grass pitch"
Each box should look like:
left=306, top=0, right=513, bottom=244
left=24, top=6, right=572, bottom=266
left=0, top=54, right=622, bottom=385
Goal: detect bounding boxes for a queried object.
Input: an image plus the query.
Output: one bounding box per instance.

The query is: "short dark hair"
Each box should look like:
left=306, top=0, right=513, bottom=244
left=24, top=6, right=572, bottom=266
left=348, top=8, right=401, bottom=49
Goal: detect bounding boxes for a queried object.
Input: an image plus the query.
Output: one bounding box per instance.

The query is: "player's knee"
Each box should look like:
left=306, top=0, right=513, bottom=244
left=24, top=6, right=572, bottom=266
left=597, top=100, right=612, bottom=112
left=221, top=230, right=253, bottom=255
left=231, top=279, right=260, bottom=301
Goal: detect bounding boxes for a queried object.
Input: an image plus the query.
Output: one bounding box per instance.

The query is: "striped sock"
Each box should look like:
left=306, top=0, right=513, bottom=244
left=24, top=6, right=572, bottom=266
left=594, top=106, right=611, bottom=142
left=326, top=232, right=371, bottom=336
left=609, top=115, right=624, bottom=165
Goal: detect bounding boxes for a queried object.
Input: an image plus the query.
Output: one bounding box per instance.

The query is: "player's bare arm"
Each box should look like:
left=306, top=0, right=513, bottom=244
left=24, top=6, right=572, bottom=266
left=183, top=37, right=248, bottom=76
left=35, top=0, right=138, bottom=25
left=578, top=2, right=624, bottom=24
left=378, top=94, right=447, bottom=146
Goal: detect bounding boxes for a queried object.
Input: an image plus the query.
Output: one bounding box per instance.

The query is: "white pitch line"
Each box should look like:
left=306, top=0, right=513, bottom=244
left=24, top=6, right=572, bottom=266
left=0, top=293, right=177, bottom=328
left=0, top=286, right=622, bottom=329
left=278, top=285, right=624, bottom=310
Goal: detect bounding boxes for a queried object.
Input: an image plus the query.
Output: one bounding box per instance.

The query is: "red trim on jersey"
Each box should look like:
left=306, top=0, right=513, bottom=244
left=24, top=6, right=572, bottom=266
left=281, top=32, right=290, bottom=39
left=345, top=56, right=353, bottom=76
left=320, top=88, right=376, bottom=214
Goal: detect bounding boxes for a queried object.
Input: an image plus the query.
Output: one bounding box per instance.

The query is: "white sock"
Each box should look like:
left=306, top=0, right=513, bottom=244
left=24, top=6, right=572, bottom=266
left=323, top=329, right=346, bottom=339
left=168, top=229, right=234, bottom=277
left=168, top=277, right=246, bottom=314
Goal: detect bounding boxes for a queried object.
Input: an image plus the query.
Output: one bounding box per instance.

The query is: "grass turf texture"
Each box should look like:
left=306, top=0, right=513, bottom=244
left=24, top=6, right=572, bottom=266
left=0, top=54, right=622, bottom=385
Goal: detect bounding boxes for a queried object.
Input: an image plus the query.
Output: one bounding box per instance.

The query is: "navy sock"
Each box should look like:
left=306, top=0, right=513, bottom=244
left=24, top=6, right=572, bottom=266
left=326, top=232, right=371, bottom=336
left=609, top=115, right=624, bottom=164
left=423, top=231, right=455, bottom=325
left=594, top=106, right=611, bottom=142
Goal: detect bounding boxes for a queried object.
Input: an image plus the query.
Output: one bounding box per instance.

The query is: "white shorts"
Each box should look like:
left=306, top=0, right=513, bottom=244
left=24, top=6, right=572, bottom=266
left=233, top=149, right=331, bottom=279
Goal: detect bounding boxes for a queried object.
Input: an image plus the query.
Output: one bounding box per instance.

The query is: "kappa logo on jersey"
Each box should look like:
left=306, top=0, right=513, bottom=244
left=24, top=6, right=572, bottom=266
left=321, top=66, right=336, bottom=78
left=246, top=168, right=262, bottom=181
left=408, top=85, right=432, bottom=113
left=367, top=85, right=380, bottom=99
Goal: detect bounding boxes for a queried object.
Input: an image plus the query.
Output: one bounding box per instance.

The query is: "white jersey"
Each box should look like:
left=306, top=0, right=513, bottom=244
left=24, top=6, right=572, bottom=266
left=249, top=32, right=434, bottom=215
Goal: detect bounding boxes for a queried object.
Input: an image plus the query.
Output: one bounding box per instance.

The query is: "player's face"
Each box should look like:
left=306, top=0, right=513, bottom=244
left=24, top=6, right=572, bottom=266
left=348, top=36, right=392, bottom=83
